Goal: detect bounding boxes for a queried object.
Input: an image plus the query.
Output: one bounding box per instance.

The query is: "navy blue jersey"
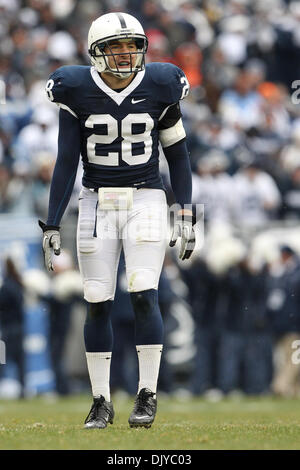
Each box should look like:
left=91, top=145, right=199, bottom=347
left=46, top=63, right=189, bottom=190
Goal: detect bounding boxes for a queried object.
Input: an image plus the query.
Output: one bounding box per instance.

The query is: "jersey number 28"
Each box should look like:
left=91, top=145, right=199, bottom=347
left=85, top=113, right=154, bottom=166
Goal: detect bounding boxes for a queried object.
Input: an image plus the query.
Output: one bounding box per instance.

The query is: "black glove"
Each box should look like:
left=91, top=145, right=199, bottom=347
left=38, top=220, right=61, bottom=271
left=169, top=214, right=196, bottom=260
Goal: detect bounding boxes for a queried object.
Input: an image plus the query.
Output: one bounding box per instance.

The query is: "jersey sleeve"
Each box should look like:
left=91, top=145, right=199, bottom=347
left=149, top=63, right=190, bottom=105
left=46, top=108, right=81, bottom=226
left=164, top=139, right=192, bottom=207
left=45, top=66, right=78, bottom=118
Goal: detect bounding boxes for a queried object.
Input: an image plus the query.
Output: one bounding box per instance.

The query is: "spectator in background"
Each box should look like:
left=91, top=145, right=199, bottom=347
left=232, top=160, right=282, bottom=228
left=244, top=81, right=289, bottom=176
left=269, top=245, right=300, bottom=397
left=43, top=250, right=82, bottom=395
left=178, top=1, right=214, bottom=50
left=183, top=257, right=225, bottom=395
left=0, top=164, right=34, bottom=215
left=270, top=1, right=300, bottom=89
left=279, top=124, right=300, bottom=219
left=158, top=8, right=195, bottom=54
left=0, top=163, right=12, bottom=213
left=280, top=122, right=300, bottom=176
left=201, top=44, right=239, bottom=113
left=218, top=68, right=264, bottom=130
left=0, top=257, right=25, bottom=398
left=281, top=166, right=300, bottom=221
left=216, top=14, right=250, bottom=67
left=217, top=258, right=272, bottom=395
left=145, top=29, right=173, bottom=64
left=189, top=115, right=242, bottom=172
left=138, top=0, right=162, bottom=31
left=192, top=150, right=235, bottom=225
left=31, top=151, right=55, bottom=220
left=257, top=81, right=290, bottom=140
left=12, top=105, right=58, bottom=175
left=243, top=59, right=266, bottom=91
left=173, top=42, right=202, bottom=90
left=0, top=127, right=12, bottom=169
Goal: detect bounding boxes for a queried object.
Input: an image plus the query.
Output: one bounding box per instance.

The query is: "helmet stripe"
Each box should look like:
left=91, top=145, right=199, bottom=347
left=115, top=12, right=127, bottom=28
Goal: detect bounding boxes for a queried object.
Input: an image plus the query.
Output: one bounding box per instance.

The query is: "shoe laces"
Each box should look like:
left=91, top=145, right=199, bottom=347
left=135, top=388, right=155, bottom=413
left=86, top=396, right=110, bottom=422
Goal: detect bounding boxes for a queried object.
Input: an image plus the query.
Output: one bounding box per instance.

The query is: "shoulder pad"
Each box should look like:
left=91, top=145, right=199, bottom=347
left=45, top=65, right=89, bottom=106
left=147, top=62, right=190, bottom=104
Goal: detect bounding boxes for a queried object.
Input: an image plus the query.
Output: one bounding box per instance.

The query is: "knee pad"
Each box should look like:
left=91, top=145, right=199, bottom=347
left=83, top=280, right=112, bottom=303
left=128, top=269, right=158, bottom=293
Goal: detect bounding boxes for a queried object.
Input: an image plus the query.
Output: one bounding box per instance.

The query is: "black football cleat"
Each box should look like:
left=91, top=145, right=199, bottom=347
left=84, top=395, right=114, bottom=429
left=128, top=388, right=157, bottom=428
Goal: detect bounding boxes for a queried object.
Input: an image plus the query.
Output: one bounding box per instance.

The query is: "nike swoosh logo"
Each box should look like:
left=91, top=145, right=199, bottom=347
left=131, top=98, right=146, bottom=104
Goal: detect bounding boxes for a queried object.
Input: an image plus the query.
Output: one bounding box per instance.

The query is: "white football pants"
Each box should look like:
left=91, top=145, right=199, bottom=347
left=77, top=187, right=168, bottom=303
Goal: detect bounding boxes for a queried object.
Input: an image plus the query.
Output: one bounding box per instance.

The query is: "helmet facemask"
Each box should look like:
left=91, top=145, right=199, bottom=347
left=89, top=35, right=148, bottom=79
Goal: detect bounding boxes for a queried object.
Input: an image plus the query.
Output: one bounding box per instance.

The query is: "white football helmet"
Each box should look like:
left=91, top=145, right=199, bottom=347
left=88, top=12, right=148, bottom=79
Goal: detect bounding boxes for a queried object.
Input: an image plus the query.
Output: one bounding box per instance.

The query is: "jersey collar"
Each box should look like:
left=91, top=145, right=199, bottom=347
left=90, top=66, right=145, bottom=106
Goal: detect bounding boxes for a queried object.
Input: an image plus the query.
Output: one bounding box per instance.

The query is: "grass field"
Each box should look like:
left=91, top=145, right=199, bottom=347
left=0, top=394, right=300, bottom=450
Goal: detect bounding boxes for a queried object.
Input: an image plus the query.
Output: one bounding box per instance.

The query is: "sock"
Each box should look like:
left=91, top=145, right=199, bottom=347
left=85, top=351, right=112, bottom=402
left=136, top=344, right=163, bottom=394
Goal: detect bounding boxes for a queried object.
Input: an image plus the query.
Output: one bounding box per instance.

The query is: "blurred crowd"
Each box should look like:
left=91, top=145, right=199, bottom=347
left=1, top=0, right=300, bottom=399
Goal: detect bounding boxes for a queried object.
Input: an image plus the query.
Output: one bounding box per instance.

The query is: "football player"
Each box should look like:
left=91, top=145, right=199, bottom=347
left=39, top=12, right=195, bottom=429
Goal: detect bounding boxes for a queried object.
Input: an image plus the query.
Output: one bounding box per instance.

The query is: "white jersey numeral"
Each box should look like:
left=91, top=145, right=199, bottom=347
left=85, top=113, right=154, bottom=166
left=86, top=114, right=119, bottom=165
left=180, top=76, right=190, bottom=100
left=45, top=79, right=55, bottom=101
left=121, top=113, right=154, bottom=165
